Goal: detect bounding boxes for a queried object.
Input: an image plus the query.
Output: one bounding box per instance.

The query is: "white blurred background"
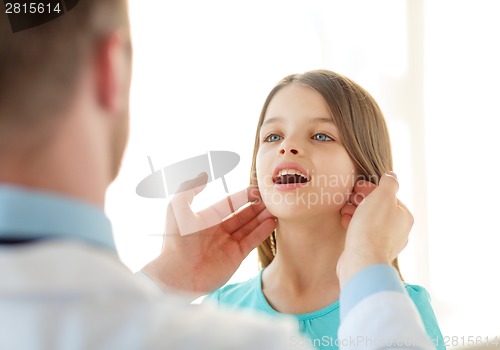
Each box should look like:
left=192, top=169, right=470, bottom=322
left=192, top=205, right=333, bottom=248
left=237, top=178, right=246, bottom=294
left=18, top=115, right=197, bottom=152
left=105, top=0, right=500, bottom=346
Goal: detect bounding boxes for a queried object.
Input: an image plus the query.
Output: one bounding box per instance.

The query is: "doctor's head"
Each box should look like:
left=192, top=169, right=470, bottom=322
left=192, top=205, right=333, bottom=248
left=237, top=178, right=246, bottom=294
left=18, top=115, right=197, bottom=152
left=0, top=0, right=132, bottom=190
left=249, top=70, right=394, bottom=268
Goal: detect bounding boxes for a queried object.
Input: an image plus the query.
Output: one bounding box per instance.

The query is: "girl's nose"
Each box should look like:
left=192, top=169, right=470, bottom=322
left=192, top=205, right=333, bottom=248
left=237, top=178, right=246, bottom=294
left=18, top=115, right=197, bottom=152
left=279, top=148, right=299, bottom=155
left=278, top=135, right=302, bottom=156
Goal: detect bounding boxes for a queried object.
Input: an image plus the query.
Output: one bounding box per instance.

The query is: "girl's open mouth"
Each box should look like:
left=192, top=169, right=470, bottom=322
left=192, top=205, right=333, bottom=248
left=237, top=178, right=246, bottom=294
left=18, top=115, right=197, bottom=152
left=273, top=169, right=311, bottom=190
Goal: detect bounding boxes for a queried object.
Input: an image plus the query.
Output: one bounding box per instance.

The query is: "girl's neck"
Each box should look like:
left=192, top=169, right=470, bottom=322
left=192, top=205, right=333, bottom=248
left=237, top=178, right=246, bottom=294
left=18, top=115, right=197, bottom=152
left=261, top=214, right=345, bottom=313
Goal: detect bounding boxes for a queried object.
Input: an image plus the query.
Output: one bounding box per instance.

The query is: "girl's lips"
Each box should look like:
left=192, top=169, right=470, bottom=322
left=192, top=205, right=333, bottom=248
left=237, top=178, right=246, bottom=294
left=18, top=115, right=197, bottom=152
left=273, top=162, right=310, bottom=179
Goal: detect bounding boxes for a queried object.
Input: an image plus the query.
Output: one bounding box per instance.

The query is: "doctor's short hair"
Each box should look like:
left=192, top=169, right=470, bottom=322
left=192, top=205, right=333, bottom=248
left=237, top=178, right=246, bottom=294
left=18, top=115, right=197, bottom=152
left=249, top=69, right=402, bottom=278
left=0, top=0, right=129, bottom=143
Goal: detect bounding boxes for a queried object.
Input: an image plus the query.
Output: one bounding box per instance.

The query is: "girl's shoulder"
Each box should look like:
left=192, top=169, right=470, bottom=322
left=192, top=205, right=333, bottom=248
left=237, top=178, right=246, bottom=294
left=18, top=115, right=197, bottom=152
left=403, top=283, right=446, bottom=349
left=203, top=272, right=263, bottom=308
left=403, top=283, right=433, bottom=304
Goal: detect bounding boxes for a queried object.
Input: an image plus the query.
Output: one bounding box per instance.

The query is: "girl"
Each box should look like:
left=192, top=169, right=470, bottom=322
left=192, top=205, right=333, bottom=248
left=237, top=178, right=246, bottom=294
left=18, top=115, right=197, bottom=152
left=204, top=70, right=444, bottom=349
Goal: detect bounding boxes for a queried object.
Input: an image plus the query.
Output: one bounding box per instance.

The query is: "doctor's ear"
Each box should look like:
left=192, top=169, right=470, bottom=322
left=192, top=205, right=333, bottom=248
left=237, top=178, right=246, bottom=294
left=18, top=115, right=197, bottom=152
left=93, top=30, right=131, bottom=115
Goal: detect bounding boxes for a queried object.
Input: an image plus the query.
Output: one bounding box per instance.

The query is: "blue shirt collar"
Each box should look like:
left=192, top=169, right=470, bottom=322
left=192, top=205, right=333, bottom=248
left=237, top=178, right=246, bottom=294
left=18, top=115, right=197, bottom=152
left=0, top=185, right=116, bottom=252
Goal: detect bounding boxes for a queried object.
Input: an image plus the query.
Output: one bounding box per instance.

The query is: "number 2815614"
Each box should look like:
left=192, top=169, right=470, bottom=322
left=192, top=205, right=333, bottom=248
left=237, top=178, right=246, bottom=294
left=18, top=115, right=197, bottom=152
left=5, top=2, right=62, bottom=14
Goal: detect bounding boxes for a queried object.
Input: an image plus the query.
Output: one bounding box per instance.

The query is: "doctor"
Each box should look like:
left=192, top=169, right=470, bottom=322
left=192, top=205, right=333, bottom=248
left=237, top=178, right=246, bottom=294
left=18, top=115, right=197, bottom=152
left=0, top=1, right=434, bottom=349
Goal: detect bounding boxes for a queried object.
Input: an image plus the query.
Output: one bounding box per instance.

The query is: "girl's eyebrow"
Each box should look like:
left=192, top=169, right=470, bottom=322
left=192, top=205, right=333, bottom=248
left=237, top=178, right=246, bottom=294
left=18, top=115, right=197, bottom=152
left=262, top=116, right=335, bottom=126
left=312, top=117, right=336, bottom=125
left=262, top=117, right=283, bottom=126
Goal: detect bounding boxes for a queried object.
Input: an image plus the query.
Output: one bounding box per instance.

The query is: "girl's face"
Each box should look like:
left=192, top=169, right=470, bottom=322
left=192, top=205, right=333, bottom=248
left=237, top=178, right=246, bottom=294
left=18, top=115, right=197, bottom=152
left=256, top=84, right=357, bottom=220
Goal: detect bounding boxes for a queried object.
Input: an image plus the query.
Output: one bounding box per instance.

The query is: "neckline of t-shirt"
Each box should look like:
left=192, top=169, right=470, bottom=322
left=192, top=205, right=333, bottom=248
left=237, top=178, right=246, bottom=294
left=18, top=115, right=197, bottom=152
left=255, top=269, right=340, bottom=320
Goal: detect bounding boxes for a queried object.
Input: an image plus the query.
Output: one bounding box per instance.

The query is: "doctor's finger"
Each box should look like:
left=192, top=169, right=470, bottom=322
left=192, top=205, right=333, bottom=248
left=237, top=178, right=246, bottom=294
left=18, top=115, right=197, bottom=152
left=168, top=180, right=210, bottom=230
left=238, top=218, right=277, bottom=257
left=339, top=201, right=355, bottom=230
left=377, top=172, right=400, bottom=200
left=340, top=201, right=356, bottom=217
left=171, top=172, right=209, bottom=207
left=175, top=172, right=209, bottom=195
left=350, top=180, right=378, bottom=206
left=228, top=207, right=275, bottom=242
left=222, top=201, right=272, bottom=235
left=341, top=214, right=352, bottom=230
left=396, top=199, right=414, bottom=223
left=196, top=186, right=263, bottom=221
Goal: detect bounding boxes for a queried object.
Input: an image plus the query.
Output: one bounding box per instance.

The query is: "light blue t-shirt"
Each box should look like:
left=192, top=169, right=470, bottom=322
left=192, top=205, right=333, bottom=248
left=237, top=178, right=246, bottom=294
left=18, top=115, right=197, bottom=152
left=205, top=269, right=445, bottom=350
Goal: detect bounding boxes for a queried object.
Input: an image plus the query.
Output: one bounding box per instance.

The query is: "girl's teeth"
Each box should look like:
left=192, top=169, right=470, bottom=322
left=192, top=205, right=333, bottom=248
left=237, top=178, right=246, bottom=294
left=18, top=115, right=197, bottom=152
left=276, top=169, right=310, bottom=182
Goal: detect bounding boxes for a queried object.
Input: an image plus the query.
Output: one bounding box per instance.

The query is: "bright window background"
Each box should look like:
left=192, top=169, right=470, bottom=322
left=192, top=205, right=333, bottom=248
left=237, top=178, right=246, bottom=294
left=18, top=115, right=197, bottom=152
left=105, top=0, right=500, bottom=345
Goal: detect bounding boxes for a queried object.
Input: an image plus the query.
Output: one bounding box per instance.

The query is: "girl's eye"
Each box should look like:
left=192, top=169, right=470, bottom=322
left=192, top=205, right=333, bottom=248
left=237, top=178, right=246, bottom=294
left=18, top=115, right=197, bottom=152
left=312, top=133, right=333, bottom=141
left=265, top=134, right=282, bottom=142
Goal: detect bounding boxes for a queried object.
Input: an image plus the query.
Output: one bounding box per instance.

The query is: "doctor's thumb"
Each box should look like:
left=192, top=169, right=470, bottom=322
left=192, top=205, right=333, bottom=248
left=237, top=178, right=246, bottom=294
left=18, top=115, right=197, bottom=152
left=378, top=171, right=400, bottom=196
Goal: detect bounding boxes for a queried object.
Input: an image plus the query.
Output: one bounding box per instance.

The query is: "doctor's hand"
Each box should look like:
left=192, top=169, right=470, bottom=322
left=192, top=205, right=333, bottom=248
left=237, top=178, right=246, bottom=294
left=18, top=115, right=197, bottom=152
left=340, top=179, right=378, bottom=230
left=337, top=172, right=414, bottom=287
left=142, top=173, right=276, bottom=296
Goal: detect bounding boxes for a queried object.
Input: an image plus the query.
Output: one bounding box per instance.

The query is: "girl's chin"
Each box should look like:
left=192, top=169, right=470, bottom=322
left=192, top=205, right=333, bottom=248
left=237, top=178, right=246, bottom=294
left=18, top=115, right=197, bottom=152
left=266, top=203, right=343, bottom=220
left=261, top=190, right=347, bottom=215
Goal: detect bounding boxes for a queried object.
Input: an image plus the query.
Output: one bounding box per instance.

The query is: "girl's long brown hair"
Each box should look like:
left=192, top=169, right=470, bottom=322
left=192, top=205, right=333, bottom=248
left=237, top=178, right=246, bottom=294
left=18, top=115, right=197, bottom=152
left=250, top=70, right=402, bottom=279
